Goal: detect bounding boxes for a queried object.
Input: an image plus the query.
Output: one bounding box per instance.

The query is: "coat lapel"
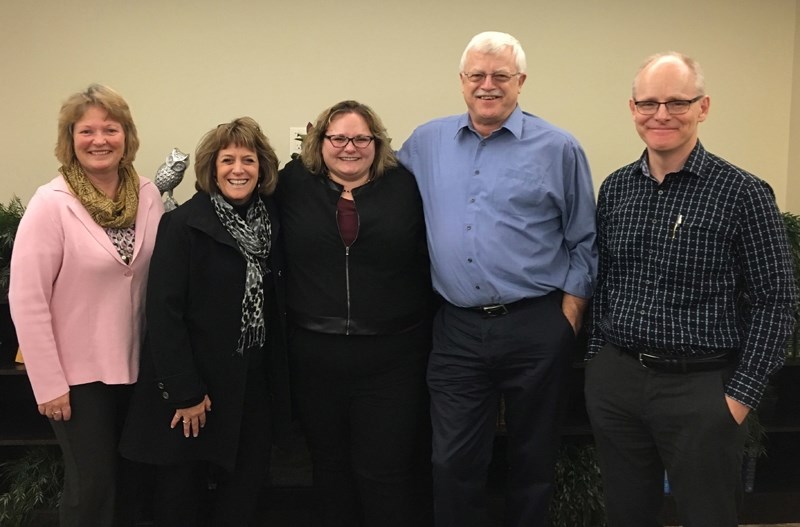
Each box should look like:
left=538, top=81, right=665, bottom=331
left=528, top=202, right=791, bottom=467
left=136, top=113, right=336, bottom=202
left=132, top=178, right=158, bottom=263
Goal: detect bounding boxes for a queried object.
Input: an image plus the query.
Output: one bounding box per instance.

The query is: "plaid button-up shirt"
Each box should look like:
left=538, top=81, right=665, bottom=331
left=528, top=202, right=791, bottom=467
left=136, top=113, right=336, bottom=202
left=589, top=141, right=797, bottom=408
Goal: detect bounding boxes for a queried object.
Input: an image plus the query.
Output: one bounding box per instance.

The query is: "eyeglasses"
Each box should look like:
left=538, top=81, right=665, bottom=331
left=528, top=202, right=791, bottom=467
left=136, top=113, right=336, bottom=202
left=633, top=95, right=704, bottom=115
left=461, top=71, right=521, bottom=84
left=324, top=135, right=375, bottom=148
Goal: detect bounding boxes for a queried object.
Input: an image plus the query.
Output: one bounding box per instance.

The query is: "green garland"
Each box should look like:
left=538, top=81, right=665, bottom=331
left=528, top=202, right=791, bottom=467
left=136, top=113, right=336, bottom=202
left=0, top=446, right=63, bottom=526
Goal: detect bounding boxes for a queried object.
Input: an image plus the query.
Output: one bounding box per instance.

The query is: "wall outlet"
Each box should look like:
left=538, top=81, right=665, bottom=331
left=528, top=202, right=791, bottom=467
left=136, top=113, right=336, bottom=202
left=289, top=127, right=305, bottom=159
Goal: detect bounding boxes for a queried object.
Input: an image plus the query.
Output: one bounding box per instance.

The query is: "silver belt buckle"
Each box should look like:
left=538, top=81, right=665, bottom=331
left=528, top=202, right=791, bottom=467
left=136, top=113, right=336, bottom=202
left=481, top=304, right=509, bottom=317
left=638, top=352, right=659, bottom=368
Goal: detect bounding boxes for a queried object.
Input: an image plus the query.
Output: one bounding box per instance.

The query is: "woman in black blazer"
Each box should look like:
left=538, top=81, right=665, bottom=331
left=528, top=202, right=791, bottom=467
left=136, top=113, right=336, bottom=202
left=121, top=117, right=290, bottom=526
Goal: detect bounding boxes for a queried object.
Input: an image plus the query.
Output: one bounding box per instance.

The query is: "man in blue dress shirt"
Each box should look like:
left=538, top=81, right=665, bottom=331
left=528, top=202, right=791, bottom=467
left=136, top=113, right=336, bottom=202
left=398, top=31, right=597, bottom=527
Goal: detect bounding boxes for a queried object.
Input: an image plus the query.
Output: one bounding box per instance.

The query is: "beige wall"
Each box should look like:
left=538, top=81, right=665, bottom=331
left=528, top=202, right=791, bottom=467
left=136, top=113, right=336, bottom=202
left=1, top=0, right=797, bottom=210
left=789, top=3, right=800, bottom=212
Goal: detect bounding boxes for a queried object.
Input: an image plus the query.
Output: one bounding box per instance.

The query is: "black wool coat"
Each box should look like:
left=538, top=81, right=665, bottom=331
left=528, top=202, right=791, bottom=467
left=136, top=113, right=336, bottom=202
left=120, top=192, right=290, bottom=471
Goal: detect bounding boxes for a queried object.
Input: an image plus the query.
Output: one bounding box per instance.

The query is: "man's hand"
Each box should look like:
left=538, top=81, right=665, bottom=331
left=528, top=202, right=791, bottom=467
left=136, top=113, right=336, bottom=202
left=562, top=293, right=588, bottom=335
left=725, top=396, right=750, bottom=425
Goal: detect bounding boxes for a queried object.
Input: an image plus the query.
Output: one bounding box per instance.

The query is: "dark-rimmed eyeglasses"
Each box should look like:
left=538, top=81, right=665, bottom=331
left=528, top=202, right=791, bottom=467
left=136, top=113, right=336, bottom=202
left=633, top=95, right=703, bottom=115
left=324, top=135, right=375, bottom=148
left=461, top=71, right=521, bottom=84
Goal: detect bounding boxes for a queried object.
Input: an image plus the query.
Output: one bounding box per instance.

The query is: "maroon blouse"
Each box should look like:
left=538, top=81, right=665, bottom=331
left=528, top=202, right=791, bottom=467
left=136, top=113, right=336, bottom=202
left=337, top=196, right=359, bottom=246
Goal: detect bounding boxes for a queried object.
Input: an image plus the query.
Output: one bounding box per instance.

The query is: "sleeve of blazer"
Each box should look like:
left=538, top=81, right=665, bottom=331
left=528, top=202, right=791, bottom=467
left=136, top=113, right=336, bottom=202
left=145, top=212, right=205, bottom=408
left=9, top=189, right=70, bottom=404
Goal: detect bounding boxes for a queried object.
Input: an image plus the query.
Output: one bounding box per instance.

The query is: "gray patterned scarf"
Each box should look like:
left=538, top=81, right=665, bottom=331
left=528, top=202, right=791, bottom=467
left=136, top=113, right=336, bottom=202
left=211, top=193, right=272, bottom=354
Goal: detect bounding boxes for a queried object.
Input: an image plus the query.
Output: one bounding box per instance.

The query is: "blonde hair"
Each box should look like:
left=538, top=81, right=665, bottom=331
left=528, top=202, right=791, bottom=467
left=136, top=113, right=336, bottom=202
left=633, top=51, right=706, bottom=98
left=55, top=84, right=139, bottom=167
left=300, top=100, right=397, bottom=180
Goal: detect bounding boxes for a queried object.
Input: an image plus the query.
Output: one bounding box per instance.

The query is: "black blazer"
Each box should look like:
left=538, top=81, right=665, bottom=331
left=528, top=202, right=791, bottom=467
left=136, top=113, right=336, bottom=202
left=120, top=192, right=290, bottom=471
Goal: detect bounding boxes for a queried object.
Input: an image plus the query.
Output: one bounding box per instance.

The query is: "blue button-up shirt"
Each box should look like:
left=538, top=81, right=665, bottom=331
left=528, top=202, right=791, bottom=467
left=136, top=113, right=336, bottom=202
left=398, top=106, right=597, bottom=307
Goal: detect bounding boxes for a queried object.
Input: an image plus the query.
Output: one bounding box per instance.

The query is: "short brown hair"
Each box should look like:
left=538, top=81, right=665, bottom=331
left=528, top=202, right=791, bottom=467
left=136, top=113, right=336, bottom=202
left=300, top=100, right=397, bottom=180
left=55, top=84, right=139, bottom=167
left=194, top=117, right=279, bottom=196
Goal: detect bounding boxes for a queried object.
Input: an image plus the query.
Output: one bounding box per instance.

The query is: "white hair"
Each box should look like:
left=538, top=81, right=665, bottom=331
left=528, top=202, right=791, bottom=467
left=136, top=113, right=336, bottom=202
left=459, top=31, right=527, bottom=73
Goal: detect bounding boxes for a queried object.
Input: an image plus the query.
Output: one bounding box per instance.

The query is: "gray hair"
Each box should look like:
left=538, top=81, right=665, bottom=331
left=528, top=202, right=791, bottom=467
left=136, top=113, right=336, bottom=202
left=459, top=31, right=527, bottom=73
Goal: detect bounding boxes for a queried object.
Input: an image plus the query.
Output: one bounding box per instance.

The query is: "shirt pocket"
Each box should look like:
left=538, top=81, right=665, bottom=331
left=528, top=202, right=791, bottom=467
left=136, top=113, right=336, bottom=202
left=492, top=166, right=547, bottom=217
left=667, top=214, right=733, bottom=285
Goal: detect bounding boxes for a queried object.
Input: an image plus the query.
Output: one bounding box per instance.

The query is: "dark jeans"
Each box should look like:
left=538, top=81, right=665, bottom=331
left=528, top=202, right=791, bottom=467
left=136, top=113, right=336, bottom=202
left=50, top=382, right=136, bottom=527
left=585, top=344, right=748, bottom=527
left=428, top=292, right=574, bottom=527
left=291, top=324, right=433, bottom=527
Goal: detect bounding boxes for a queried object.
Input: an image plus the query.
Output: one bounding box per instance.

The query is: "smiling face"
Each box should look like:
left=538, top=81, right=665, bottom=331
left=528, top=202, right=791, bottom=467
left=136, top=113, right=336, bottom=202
left=461, top=47, right=526, bottom=136
left=630, top=57, right=709, bottom=161
left=72, top=105, right=125, bottom=180
left=215, top=144, right=259, bottom=204
left=322, top=112, right=375, bottom=184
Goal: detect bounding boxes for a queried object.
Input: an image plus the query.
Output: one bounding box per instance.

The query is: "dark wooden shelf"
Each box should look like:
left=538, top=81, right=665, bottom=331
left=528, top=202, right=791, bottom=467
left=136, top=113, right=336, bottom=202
left=0, top=409, right=56, bottom=446
left=0, top=366, right=56, bottom=445
left=761, top=413, right=800, bottom=433
left=0, top=362, right=27, bottom=375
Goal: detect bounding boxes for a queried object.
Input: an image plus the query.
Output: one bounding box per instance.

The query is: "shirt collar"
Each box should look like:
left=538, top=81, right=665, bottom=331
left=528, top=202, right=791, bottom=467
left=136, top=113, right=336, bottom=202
left=456, top=105, right=524, bottom=140
left=638, top=140, right=708, bottom=180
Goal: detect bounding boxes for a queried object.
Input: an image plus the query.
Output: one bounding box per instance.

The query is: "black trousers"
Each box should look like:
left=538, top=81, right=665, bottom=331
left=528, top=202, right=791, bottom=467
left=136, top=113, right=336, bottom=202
left=291, top=324, right=433, bottom=527
left=585, top=344, right=748, bottom=527
left=428, top=292, right=573, bottom=527
left=151, top=359, right=272, bottom=527
left=50, top=382, right=137, bottom=527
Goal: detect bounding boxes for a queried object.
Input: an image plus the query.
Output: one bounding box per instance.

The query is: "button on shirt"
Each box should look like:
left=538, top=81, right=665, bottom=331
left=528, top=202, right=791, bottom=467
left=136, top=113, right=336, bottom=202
left=588, top=141, right=797, bottom=408
left=398, top=106, right=597, bottom=307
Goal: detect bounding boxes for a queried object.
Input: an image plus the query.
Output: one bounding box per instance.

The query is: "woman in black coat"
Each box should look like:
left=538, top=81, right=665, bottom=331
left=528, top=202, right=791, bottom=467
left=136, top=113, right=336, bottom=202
left=120, top=117, right=290, bottom=527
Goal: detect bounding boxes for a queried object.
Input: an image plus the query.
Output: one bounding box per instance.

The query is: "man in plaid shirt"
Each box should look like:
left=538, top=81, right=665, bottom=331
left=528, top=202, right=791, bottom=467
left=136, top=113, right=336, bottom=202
left=586, top=51, right=797, bottom=526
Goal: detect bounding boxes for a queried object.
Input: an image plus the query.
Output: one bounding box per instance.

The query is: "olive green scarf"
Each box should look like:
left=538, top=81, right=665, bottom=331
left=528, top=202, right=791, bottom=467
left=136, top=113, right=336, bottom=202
left=60, top=163, right=140, bottom=228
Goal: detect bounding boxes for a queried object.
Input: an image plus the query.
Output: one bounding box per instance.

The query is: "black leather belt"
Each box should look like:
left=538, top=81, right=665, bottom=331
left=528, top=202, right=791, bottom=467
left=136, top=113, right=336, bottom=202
left=289, top=311, right=423, bottom=336
left=615, top=344, right=737, bottom=373
left=465, top=296, right=545, bottom=318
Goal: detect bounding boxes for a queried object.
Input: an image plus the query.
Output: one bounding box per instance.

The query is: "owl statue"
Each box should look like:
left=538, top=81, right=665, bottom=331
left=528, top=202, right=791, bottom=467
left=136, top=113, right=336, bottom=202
left=154, top=148, right=189, bottom=212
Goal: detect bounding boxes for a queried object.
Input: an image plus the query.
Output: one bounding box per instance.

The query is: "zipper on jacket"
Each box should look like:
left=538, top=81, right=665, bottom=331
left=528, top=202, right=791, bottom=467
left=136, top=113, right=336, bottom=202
left=336, top=198, right=360, bottom=335
left=344, top=245, right=352, bottom=335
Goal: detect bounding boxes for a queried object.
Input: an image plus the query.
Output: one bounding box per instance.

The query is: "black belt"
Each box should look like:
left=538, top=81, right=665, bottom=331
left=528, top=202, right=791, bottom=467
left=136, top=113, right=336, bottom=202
left=289, top=311, right=423, bottom=335
left=464, top=296, right=547, bottom=318
left=614, top=344, right=737, bottom=373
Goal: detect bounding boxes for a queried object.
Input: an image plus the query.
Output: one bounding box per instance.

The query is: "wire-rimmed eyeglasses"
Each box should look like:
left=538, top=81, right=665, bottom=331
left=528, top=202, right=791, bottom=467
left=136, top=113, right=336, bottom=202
left=324, top=135, right=375, bottom=148
left=461, top=71, right=522, bottom=84
left=633, top=95, right=704, bottom=115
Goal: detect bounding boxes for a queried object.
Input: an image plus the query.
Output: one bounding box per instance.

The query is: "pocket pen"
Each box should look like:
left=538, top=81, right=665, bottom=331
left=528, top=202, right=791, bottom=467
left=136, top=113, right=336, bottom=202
left=671, top=214, right=683, bottom=239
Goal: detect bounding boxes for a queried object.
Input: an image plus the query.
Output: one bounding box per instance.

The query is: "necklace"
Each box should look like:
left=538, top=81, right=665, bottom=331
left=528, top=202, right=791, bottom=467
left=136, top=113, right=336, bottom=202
left=329, top=174, right=368, bottom=195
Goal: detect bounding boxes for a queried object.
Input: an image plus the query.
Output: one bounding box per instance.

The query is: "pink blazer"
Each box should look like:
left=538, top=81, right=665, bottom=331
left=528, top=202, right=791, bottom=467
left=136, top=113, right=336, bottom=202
left=9, top=175, right=164, bottom=404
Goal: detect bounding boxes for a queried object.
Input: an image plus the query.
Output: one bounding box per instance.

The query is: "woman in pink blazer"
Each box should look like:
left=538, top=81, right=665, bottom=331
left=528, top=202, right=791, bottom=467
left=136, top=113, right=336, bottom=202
left=9, top=84, right=164, bottom=527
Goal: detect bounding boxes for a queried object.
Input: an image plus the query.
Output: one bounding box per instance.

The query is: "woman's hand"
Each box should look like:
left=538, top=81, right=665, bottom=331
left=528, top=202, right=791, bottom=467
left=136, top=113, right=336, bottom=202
left=171, top=395, right=212, bottom=438
left=38, top=392, right=72, bottom=421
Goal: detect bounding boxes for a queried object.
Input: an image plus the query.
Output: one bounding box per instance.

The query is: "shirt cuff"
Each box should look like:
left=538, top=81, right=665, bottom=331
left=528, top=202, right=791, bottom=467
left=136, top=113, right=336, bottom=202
left=586, top=336, right=604, bottom=360
left=724, top=369, right=767, bottom=410
left=563, top=277, right=594, bottom=301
